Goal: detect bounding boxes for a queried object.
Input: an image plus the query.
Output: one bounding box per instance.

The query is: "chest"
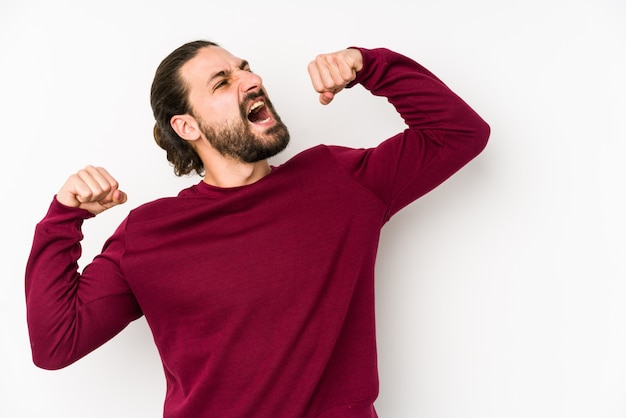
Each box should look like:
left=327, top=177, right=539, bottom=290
left=123, top=177, right=385, bottom=320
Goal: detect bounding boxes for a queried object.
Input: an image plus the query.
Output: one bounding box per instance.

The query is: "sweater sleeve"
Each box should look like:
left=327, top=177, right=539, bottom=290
left=330, top=47, right=490, bottom=221
left=25, top=198, right=142, bottom=370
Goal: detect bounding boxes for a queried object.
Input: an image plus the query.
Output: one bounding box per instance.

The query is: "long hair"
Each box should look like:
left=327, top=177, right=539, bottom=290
left=150, top=40, right=218, bottom=176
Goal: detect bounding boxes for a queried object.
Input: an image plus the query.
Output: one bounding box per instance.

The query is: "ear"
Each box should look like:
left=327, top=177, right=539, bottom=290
left=170, top=114, right=201, bottom=142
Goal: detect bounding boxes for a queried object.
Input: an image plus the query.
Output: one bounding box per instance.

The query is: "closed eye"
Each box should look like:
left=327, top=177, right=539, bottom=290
left=213, top=79, right=228, bottom=90
left=210, top=60, right=252, bottom=91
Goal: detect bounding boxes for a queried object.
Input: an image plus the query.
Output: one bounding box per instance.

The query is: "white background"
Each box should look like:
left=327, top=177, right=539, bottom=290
left=2, top=0, right=625, bottom=417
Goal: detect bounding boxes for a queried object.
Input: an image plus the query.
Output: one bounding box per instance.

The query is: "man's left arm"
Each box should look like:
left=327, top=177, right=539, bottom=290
left=310, top=47, right=490, bottom=219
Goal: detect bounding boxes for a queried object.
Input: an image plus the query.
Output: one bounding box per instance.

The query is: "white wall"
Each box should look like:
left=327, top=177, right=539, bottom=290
left=2, top=0, right=625, bottom=417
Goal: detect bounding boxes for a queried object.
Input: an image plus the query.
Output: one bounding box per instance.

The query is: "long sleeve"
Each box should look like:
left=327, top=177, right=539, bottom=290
left=25, top=198, right=142, bottom=370
left=333, top=47, right=490, bottom=220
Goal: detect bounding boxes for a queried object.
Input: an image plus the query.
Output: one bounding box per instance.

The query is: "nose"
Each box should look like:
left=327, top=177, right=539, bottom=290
left=238, top=70, right=263, bottom=93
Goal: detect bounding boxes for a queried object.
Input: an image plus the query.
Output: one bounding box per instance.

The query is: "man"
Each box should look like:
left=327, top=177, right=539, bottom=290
left=26, top=40, right=489, bottom=417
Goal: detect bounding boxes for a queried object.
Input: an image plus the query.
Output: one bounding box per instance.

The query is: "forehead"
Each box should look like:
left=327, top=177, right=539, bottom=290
left=180, top=46, right=242, bottom=86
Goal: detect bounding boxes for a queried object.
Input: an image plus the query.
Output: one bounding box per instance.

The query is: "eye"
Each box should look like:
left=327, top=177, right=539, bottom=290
left=213, top=79, right=228, bottom=91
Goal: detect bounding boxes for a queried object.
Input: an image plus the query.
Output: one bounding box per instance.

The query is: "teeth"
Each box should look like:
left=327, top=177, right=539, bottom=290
left=249, top=101, right=264, bottom=113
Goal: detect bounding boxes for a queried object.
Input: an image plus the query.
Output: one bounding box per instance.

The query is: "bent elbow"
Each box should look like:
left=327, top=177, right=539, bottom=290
left=467, top=118, right=490, bottom=158
left=27, top=320, right=82, bottom=370
left=29, top=340, right=76, bottom=371
left=32, top=357, right=69, bottom=371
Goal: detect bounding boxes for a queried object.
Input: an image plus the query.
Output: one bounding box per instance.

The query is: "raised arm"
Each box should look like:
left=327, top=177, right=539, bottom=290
left=25, top=166, right=142, bottom=370
left=315, top=47, right=490, bottom=219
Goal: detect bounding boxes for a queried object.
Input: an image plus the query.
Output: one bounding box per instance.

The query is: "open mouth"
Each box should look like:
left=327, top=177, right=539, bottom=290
left=247, top=99, right=272, bottom=124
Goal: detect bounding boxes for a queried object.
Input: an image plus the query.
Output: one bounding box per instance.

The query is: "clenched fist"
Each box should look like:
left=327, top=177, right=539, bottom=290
left=56, top=165, right=127, bottom=215
left=307, top=48, right=363, bottom=105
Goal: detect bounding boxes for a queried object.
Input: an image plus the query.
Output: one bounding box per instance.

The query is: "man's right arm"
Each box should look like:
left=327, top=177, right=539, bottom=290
left=25, top=166, right=142, bottom=370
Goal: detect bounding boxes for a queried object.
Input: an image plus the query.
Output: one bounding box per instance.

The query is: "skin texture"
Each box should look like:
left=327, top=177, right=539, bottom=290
left=56, top=47, right=363, bottom=215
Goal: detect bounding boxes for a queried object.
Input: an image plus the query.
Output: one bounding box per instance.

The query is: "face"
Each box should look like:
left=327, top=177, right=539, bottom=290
left=180, top=46, right=289, bottom=163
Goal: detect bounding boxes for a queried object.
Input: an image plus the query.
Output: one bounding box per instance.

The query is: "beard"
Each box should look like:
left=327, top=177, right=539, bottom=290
left=197, top=94, right=290, bottom=163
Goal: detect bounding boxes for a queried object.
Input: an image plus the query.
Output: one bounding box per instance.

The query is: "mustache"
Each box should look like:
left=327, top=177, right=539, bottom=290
left=244, top=90, right=266, bottom=103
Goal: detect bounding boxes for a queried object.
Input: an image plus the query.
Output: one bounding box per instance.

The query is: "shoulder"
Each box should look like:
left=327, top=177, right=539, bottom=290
left=278, top=144, right=365, bottom=170
left=125, top=183, right=203, bottom=223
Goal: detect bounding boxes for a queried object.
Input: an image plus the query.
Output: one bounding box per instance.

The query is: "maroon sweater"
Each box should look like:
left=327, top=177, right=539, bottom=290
left=26, top=47, right=489, bottom=417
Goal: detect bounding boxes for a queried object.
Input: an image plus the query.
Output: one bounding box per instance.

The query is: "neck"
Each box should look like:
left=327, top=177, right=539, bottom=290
left=202, top=158, right=271, bottom=188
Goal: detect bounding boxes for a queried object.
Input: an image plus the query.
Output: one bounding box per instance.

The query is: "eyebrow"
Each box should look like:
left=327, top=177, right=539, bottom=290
left=207, top=60, right=250, bottom=87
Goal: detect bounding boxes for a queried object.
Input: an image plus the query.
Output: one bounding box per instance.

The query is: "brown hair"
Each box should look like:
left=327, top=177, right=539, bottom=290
left=150, top=40, right=219, bottom=176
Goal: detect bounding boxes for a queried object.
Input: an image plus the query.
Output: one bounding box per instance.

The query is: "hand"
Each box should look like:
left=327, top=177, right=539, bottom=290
left=56, top=165, right=127, bottom=215
left=307, top=48, right=363, bottom=105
